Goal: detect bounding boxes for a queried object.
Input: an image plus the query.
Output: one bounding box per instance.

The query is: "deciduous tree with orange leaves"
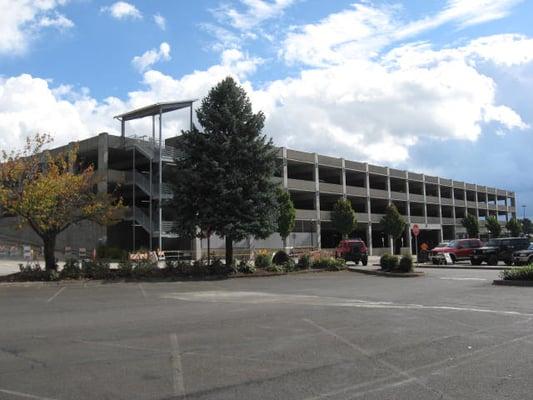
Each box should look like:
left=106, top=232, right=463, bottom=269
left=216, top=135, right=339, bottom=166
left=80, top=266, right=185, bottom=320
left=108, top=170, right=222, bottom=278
left=0, top=134, right=124, bottom=271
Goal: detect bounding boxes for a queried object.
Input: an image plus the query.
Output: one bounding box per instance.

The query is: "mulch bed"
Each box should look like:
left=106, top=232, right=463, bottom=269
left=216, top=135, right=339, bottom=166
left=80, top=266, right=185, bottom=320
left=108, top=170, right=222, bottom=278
left=493, top=280, right=533, bottom=287
left=349, top=267, right=425, bottom=278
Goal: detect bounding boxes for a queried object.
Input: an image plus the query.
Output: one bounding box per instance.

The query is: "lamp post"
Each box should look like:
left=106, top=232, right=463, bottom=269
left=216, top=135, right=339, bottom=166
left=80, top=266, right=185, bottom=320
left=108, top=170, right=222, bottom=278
left=522, top=205, right=527, bottom=220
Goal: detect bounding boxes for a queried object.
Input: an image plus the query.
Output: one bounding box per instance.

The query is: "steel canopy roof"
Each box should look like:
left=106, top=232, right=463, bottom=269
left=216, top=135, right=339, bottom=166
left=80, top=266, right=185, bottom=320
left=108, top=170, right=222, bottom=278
left=114, top=100, right=196, bottom=122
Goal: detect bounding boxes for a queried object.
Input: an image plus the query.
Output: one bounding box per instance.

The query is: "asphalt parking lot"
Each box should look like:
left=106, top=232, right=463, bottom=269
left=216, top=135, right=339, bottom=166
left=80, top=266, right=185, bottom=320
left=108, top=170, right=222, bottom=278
left=1, top=268, right=533, bottom=400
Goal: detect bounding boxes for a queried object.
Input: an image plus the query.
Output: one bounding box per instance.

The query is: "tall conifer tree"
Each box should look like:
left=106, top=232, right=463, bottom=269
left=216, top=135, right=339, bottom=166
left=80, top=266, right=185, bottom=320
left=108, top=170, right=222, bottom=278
left=169, top=77, right=278, bottom=266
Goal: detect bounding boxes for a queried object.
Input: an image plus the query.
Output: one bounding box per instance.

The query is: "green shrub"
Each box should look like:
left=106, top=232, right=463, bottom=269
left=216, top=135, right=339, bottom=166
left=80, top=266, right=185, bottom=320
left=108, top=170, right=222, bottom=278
left=18, top=262, right=49, bottom=281
left=237, top=260, right=256, bottom=274
left=117, top=260, right=133, bottom=278
left=266, top=264, right=285, bottom=273
left=380, top=254, right=390, bottom=270
left=297, top=254, right=312, bottom=269
left=380, top=254, right=399, bottom=271
left=500, top=265, right=533, bottom=281
left=82, top=260, right=112, bottom=280
left=131, top=260, right=159, bottom=279
left=254, top=253, right=272, bottom=269
left=60, top=259, right=81, bottom=279
left=283, top=258, right=297, bottom=272
left=313, top=257, right=346, bottom=271
left=273, top=250, right=290, bottom=265
left=398, top=254, right=414, bottom=273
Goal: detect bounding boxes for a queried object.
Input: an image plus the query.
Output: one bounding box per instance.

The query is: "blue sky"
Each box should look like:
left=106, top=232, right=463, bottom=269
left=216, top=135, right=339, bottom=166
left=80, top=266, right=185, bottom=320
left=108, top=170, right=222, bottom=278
left=1, top=0, right=533, bottom=215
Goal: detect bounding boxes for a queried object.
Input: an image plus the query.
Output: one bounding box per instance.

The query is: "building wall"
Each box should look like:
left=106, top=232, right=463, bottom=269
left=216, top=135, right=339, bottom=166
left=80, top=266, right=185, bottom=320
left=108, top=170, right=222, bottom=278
left=0, top=133, right=515, bottom=258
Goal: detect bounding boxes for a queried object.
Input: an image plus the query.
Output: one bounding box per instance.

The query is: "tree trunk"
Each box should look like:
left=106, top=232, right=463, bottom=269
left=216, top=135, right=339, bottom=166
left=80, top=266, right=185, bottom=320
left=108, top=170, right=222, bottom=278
left=225, top=236, right=233, bottom=267
left=43, top=234, right=57, bottom=271
left=282, top=236, right=287, bottom=251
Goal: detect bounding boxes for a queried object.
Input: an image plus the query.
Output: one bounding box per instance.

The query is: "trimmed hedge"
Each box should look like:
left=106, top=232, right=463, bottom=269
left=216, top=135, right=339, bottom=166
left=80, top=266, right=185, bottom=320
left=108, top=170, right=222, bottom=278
left=500, top=265, right=533, bottom=281
left=398, top=254, right=414, bottom=273
left=254, top=253, right=272, bottom=269
left=380, top=254, right=399, bottom=271
left=313, top=257, right=346, bottom=271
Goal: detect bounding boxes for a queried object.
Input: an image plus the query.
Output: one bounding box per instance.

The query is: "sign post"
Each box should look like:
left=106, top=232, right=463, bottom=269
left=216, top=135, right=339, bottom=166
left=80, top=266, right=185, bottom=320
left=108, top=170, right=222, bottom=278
left=412, top=224, right=420, bottom=267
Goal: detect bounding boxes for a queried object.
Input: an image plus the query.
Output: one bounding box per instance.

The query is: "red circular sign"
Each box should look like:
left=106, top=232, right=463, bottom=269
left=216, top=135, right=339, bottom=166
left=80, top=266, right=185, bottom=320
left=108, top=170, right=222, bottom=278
left=412, top=224, right=420, bottom=237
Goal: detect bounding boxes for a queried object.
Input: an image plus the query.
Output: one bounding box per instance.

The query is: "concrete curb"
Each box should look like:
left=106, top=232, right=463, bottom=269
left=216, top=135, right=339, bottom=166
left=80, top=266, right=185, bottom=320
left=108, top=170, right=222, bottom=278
left=349, top=267, right=425, bottom=278
left=417, top=265, right=509, bottom=271
left=0, top=268, right=343, bottom=286
left=493, top=280, right=533, bottom=287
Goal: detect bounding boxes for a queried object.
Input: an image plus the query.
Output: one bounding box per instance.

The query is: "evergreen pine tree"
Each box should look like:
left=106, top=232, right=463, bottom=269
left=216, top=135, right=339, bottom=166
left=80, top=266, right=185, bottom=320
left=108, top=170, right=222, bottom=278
left=168, top=77, right=278, bottom=266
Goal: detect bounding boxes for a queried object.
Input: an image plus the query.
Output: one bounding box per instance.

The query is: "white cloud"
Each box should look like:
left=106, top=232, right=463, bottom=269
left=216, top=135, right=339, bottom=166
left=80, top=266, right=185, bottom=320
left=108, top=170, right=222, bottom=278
left=38, top=12, right=74, bottom=29
left=0, top=50, right=264, bottom=151
left=219, top=0, right=296, bottom=30
left=0, top=0, right=73, bottom=55
left=153, top=13, right=166, bottom=30
left=101, top=1, right=142, bottom=20
left=281, top=0, right=524, bottom=67
left=132, top=42, right=171, bottom=72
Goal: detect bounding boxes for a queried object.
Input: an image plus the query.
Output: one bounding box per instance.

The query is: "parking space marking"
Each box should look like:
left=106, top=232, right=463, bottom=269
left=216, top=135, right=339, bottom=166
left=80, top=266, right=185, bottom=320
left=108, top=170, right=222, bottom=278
left=0, top=388, right=58, bottom=400
left=439, top=277, right=488, bottom=281
left=45, top=287, right=65, bottom=303
left=169, top=333, right=185, bottom=397
left=138, top=283, right=147, bottom=299
left=165, top=291, right=533, bottom=318
left=302, top=318, right=456, bottom=400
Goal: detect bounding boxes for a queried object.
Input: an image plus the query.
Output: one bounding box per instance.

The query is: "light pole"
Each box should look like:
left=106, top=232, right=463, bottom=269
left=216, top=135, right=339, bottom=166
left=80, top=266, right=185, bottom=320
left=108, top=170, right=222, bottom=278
left=522, top=205, right=527, bottom=220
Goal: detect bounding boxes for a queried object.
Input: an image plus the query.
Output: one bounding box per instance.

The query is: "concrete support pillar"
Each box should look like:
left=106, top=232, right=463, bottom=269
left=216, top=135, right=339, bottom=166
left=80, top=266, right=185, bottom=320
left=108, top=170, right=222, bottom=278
left=282, top=147, right=288, bottom=189
left=475, top=186, right=480, bottom=219
left=407, top=225, right=412, bottom=255
left=422, top=175, right=428, bottom=225
left=365, top=163, right=372, bottom=256
left=437, top=178, right=444, bottom=242
left=367, top=224, right=373, bottom=257
left=341, top=159, right=347, bottom=199
left=96, top=133, right=109, bottom=246
left=97, top=133, right=109, bottom=194
left=386, top=168, right=393, bottom=254
left=314, top=153, right=321, bottom=250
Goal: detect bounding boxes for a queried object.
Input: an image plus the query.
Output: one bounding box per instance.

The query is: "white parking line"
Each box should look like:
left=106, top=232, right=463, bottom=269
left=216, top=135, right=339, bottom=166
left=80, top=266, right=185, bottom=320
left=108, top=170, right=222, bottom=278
left=439, top=277, right=488, bottom=281
left=46, top=287, right=65, bottom=303
left=138, top=283, right=147, bottom=299
left=302, top=318, right=456, bottom=400
left=169, top=333, right=185, bottom=396
left=0, top=388, right=57, bottom=400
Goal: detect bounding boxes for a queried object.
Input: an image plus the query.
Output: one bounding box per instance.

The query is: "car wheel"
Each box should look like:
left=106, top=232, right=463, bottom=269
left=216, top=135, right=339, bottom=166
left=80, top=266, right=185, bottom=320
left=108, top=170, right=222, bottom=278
left=450, top=254, right=456, bottom=264
left=471, top=259, right=482, bottom=266
left=504, top=260, right=513, bottom=266
left=362, top=257, right=368, bottom=266
left=488, top=255, right=498, bottom=266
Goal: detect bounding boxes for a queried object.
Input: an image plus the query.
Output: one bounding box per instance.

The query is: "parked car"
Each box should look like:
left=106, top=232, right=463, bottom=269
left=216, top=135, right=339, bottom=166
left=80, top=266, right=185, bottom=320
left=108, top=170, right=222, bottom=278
left=471, top=237, right=530, bottom=266
left=430, top=239, right=483, bottom=264
left=335, top=239, right=368, bottom=265
left=512, top=243, right=533, bottom=266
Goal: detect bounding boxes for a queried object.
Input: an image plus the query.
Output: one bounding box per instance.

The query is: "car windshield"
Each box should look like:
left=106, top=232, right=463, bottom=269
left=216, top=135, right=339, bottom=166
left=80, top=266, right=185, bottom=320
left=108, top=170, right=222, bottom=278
left=529, top=244, right=533, bottom=250
left=446, top=241, right=458, bottom=248
left=436, top=242, right=449, bottom=248
left=487, top=239, right=501, bottom=247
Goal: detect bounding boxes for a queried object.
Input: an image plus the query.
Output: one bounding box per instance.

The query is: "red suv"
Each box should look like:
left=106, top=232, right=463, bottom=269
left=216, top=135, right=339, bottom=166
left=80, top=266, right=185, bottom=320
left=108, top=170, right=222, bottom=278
left=335, top=239, right=368, bottom=265
left=430, top=239, right=483, bottom=264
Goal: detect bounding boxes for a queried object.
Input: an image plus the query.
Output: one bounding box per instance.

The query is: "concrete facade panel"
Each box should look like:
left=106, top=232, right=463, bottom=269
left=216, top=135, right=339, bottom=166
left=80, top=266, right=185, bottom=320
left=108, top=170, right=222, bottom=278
left=319, top=182, right=343, bottom=194
left=288, top=178, right=315, bottom=192
left=318, top=155, right=342, bottom=167
left=347, top=186, right=367, bottom=197
left=345, top=160, right=366, bottom=172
